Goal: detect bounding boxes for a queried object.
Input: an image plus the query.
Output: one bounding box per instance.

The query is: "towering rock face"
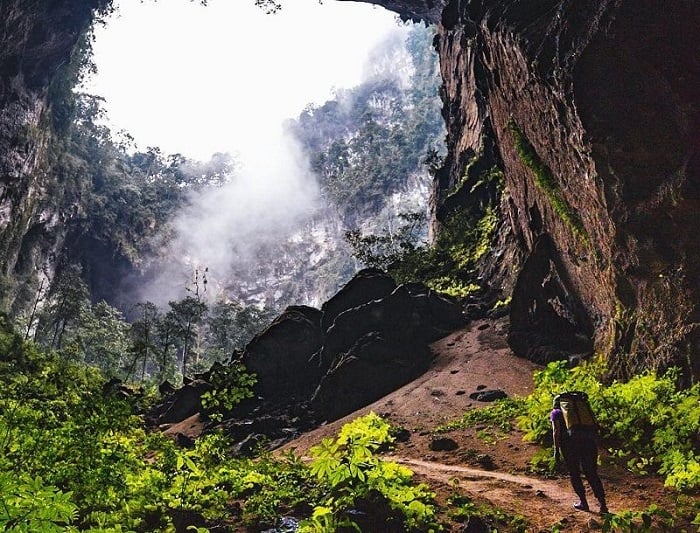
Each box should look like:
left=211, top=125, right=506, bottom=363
left=361, top=0, right=700, bottom=380
left=0, top=0, right=107, bottom=311
left=1, top=0, right=697, bottom=381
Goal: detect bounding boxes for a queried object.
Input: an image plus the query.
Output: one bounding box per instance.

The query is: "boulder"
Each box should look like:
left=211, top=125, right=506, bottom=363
left=311, top=331, right=431, bottom=422
left=402, top=282, right=466, bottom=341
left=159, top=379, right=212, bottom=424
left=243, top=306, right=324, bottom=403
left=469, top=389, right=508, bottom=402
left=321, top=284, right=417, bottom=364
left=321, top=284, right=465, bottom=365
left=320, top=268, right=396, bottom=332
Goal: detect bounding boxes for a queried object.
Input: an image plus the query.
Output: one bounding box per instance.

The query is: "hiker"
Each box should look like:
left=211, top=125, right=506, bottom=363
left=551, top=392, right=608, bottom=514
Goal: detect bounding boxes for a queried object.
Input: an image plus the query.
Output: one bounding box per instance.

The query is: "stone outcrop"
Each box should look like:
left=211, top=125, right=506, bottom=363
left=0, top=0, right=109, bottom=311
left=242, top=270, right=464, bottom=417
left=156, top=270, right=465, bottom=444
left=356, top=0, right=700, bottom=381
left=243, top=305, right=325, bottom=402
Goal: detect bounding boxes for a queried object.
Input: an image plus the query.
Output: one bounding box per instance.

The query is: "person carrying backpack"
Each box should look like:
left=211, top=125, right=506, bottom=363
left=551, top=391, right=609, bottom=514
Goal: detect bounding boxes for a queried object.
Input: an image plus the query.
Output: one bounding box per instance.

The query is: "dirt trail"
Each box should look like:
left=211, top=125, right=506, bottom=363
left=392, top=456, right=568, bottom=503
left=390, top=455, right=603, bottom=531
left=283, top=318, right=677, bottom=531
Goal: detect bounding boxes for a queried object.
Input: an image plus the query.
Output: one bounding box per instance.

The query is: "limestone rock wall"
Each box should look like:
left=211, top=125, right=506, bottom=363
left=0, top=0, right=106, bottom=310
left=359, top=0, right=700, bottom=380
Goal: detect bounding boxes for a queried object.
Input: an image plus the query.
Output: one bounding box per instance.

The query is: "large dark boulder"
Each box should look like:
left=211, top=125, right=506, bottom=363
left=321, top=284, right=465, bottom=365
left=242, top=305, right=324, bottom=403
left=159, top=379, right=212, bottom=424
left=402, top=282, right=466, bottom=341
left=311, top=331, right=431, bottom=422
left=320, top=268, right=396, bottom=332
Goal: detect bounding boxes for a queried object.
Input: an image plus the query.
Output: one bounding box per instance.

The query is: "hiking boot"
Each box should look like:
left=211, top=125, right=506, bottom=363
left=597, top=498, right=609, bottom=514
left=573, top=501, right=590, bottom=512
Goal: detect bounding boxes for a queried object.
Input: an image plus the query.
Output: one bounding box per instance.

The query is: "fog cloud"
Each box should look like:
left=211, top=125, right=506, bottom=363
left=137, top=133, right=320, bottom=306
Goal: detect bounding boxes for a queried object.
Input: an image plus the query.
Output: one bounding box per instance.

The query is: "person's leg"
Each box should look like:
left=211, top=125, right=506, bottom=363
left=580, top=433, right=607, bottom=513
left=563, top=439, right=588, bottom=510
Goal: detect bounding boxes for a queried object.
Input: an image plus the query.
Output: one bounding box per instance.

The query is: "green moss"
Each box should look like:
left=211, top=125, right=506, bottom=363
left=473, top=206, right=498, bottom=261
left=426, top=277, right=480, bottom=298
left=491, top=296, right=512, bottom=312
left=447, top=157, right=504, bottom=202
left=507, top=120, right=589, bottom=243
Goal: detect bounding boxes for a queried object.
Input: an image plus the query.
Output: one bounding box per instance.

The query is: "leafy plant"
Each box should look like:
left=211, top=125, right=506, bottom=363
left=304, top=412, right=437, bottom=531
left=200, top=363, right=257, bottom=422
left=0, top=474, right=77, bottom=532
left=517, top=359, right=700, bottom=490
left=601, top=504, right=677, bottom=533
left=447, top=493, right=527, bottom=532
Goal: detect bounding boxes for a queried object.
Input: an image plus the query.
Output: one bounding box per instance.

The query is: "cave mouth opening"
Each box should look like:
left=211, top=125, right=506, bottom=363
left=53, top=0, right=445, bottom=313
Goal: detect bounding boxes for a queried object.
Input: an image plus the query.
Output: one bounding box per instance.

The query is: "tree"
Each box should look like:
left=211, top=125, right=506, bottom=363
left=35, top=266, right=90, bottom=351
left=165, top=296, right=208, bottom=381
left=73, top=301, right=130, bottom=376
left=204, top=299, right=273, bottom=366
left=126, top=301, right=160, bottom=382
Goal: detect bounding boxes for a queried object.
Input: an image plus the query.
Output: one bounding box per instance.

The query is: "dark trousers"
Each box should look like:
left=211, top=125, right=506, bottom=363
left=563, top=428, right=606, bottom=504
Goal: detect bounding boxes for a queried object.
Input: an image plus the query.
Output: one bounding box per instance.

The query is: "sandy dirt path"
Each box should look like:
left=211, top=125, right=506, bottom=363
left=283, top=318, right=679, bottom=531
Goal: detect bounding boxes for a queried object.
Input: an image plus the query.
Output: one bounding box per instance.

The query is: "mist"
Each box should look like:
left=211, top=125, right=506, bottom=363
left=131, top=22, right=435, bottom=310
left=136, top=132, right=321, bottom=306
left=88, top=2, right=432, bottom=310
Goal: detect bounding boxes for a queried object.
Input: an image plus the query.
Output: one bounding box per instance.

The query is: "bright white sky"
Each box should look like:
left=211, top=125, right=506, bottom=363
left=89, top=0, right=405, bottom=162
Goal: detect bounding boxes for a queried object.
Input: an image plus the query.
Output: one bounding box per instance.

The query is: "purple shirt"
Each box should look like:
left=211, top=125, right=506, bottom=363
left=550, top=407, right=563, bottom=423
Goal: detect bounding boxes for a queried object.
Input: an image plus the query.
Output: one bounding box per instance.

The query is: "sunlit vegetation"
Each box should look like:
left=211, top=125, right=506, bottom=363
left=518, top=359, right=700, bottom=493
left=435, top=358, right=700, bottom=528
left=0, top=326, right=440, bottom=531
left=347, top=200, right=500, bottom=298
left=435, top=398, right=524, bottom=435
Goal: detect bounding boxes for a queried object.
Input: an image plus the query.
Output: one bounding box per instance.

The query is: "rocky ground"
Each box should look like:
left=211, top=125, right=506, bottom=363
left=281, top=318, right=691, bottom=532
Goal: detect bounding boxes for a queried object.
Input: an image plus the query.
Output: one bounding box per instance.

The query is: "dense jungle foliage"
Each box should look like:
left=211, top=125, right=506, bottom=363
left=3, top=319, right=699, bottom=532
left=0, top=321, right=440, bottom=531
left=288, top=25, right=445, bottom=225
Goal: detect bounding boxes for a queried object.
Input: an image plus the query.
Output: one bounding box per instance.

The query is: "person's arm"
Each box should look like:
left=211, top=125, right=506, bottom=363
left=551, top=410, right=562, bottom=462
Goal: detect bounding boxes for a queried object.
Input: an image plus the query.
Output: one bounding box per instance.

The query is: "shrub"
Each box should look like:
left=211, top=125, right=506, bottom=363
left=517, top=359, right=700, bottom=490
left=302, top=412, right=437, bottom=531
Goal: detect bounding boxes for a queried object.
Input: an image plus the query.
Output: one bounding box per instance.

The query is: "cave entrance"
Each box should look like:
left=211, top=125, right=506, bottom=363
left=73, top=0, right=444, bottom=312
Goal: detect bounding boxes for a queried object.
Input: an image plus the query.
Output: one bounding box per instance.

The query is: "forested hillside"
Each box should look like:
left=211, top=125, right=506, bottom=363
left=3, top=20, right=449, bottom=386
left=134, top=22, right=447, bottom=314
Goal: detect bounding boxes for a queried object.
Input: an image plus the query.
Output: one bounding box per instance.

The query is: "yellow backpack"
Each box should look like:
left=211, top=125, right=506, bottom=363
left=555, top=391, right=598, bottom=431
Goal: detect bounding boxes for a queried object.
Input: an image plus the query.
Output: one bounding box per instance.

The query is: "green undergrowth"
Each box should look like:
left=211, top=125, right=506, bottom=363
left=447, top=492, right=527, bottom=533
left=0, top=320, right=444, bottom=531
left=347, top=169, right=501, bottom=299
left=420, top=205, right=500, bottom=299
left=302, top=412, right=438, bottom=531
left=518, top=358, right=700, bottom=493
left=437, top=357, right=699, bottom=529
left=507, top=119, right=589, bottom=243
left=435, top=398, right=525, bottom=434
